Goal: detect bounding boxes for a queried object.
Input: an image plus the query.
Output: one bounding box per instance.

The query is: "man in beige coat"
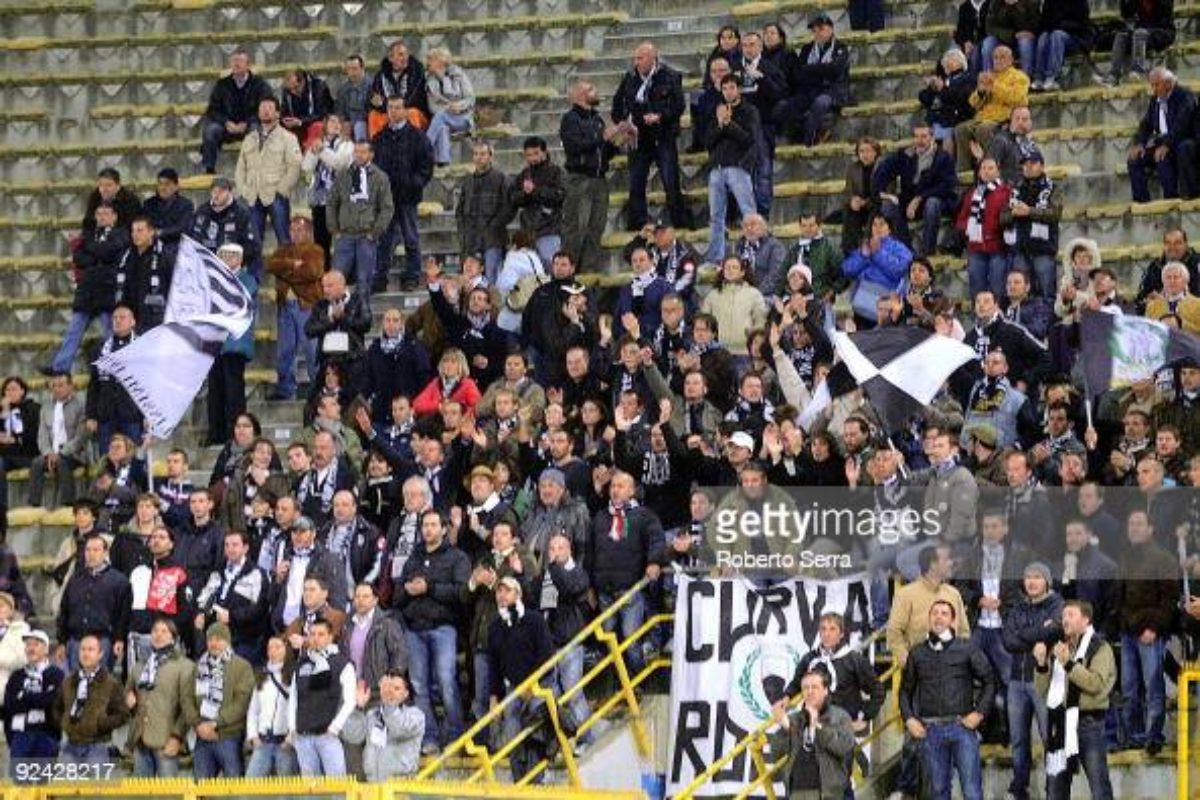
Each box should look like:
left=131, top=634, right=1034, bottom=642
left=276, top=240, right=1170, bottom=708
left=125, top=619, right=194, bottom=777
left=235, top=96, right=302, bottom=251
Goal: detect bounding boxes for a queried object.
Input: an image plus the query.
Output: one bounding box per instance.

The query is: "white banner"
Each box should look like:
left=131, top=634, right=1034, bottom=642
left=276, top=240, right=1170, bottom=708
left=666, top=574, right=872, bottom=799
left=95, top=237, right=253, bottom=439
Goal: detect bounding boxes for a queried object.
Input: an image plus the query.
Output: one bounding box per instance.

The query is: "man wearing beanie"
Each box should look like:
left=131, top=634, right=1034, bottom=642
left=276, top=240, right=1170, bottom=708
left=182, top=622, right=254, bottom=778
left=486, top=576, right=554, bottom=783
left=1001, top=561, right=1064, bottom=800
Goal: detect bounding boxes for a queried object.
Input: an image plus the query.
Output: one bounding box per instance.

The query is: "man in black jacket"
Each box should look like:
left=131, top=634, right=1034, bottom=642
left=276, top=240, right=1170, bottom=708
left=739, top=32, right=787, bottom=216
left=143, top=168, right=194, bottom=245
left=455, top=142, right=509, bottom=283
left=1127, top=67, right=1197, bottom=202
left=395, top=509, right=470, bottom=754
left=560, top=81, right=618, bottom=274
left=372, top=96, right=434, bottom=292
left=612, top=42, right=690, bottom=230
left=120, top=216, right=176, bottom=332
left=705, top=75, right=760, bottom=264
left=322, top=490, right=387, bottom=595
left=57, top=533, right=132, bottom=670
left=84, top=304, right=143, bottom=455
left=305, top=270, right=373, bottom=397
left=782, top=13, right=852, bottom=145
left=508, top=136, right=566, bottom=266
left=487, top=576, right=555, bottom=782
left=785, top=612, right=884, bottom=735
left=900, top=599, right=995, bottom=800
left=173, top=489, right=226, bottom=597
left=368, top=40, right=431, bottom=125
left=81, top=168, right=143, bottom=238
left=425, top=261, right=507, bottom=388
left=588, top=471, right=664, bottom=676
left=188, top=177, right=261, bottom=267
left=361, top=307, right=432, bottom=422
left=194, top=529, right=270, bottom=665
left=46, top=203, right=129, bottom=376
left=535, top=531, right=592, bottom=738
left=3, top=631, right=64, bottom=767
left=199, top=49, right=272, bottom=174
left=281, top=69, right=334, bottom=149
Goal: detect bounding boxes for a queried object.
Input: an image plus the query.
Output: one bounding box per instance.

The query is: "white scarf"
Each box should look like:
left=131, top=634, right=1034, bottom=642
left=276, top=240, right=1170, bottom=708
left=634, top=64, right=657, bottom=104
left=1046, top=625, right=1095, bottom=777
left=350, top=164, right=371, bottom=203
left=967, top=180, right=999, bottom=244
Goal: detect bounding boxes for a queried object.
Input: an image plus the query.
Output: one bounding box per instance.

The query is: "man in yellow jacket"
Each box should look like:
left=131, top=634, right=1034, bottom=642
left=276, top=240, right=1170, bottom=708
left=955, top=45, right=1031, bottom=172
left=1145, top=260, right=1200, bottom=333
left=235, top=96, right=302, bottom=253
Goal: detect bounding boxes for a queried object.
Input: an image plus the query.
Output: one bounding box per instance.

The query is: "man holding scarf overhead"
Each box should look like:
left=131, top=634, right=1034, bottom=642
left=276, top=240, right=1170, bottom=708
left=1034, top=599, right=1116, bottom=800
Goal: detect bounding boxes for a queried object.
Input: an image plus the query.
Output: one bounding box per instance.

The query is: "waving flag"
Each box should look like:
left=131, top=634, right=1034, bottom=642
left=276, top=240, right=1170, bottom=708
left=94, top=236, right=254, bottom=439
left=800, top=326, right=975, bottom=432
left=1079, top=310, right=1200, bottom=395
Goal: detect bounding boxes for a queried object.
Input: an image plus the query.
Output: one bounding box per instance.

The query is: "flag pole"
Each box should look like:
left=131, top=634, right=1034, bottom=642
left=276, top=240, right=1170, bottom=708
left=886, top=436, right=908, bottom=480
left=145, top=437, right=155, bottom=495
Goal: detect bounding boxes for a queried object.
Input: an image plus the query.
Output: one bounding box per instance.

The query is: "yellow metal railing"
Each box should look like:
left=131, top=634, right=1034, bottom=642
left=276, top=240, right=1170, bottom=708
left=419, top=577, right=672, bottom=787
left=1179, top=667, right=1200, bottom=800
left=673, top=626, right=901, bottom=800
left=14, top=777, right=646, bottom=800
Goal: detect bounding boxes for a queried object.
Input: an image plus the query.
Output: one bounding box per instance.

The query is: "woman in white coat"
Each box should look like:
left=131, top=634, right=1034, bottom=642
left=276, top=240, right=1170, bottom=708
left=300, top=112, right=355, bottom=265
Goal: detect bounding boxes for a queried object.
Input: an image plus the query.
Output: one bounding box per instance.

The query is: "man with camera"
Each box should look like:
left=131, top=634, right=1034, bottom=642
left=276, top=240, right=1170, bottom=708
left=768, top=668, right=855, bottom=799
left=1033, top=599, right=1116, bottom=800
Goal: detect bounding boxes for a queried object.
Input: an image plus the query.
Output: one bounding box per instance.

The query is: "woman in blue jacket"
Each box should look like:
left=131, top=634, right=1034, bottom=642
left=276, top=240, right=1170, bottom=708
left=842, top=214, right=912, bottom=327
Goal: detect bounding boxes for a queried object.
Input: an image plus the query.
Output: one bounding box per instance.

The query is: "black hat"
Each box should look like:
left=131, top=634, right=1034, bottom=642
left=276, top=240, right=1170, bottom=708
left=652, top=217, right=672, bottom=231
left=808, top=12, right=834, bottom=29
left=1020, top=148, right=1045, bottom=164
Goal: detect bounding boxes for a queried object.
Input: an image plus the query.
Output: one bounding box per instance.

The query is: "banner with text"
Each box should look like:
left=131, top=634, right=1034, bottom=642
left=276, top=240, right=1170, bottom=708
left=666, top=574, right=872, bottom=798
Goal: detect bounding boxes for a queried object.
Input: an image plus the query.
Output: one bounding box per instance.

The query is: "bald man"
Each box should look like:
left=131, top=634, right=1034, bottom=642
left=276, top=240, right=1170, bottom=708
left=304, top=269, right=373, bottom=394
left=612, top=42, right=691, bottom=230
left=560, top=80, right=619, bottom=273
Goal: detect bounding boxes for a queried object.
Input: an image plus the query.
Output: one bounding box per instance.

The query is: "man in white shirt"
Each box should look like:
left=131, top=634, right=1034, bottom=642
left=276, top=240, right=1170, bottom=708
left=288, top=618, right=356, bottom=776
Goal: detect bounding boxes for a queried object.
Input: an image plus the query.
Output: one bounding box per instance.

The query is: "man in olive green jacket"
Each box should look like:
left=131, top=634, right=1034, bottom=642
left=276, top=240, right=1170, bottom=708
left=768, top=669, right=856, bottom=799
left=183, top=623, right=256, bottom=778
left=125, top=620, right=195, bottom=777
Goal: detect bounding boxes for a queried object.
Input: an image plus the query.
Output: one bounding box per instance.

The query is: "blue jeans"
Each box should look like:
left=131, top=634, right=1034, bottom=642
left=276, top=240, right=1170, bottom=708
left=783, top=93, right=835, bottom=146
left=294, top=732, right=345, bottom=777
left=922, top=720, right=983, bottom=800
left=249, top=194, right=292, bottom=249
left=1129, top=147, right=1180, bottom=202
left=275, top=299, right=317, bottom=398
left=472, top=651, right=492, bottom=723
left=245, top=740, right=298, bottom=777
left=754, top=124, right=776, bottom=216
left=1012, top=252, right=1057, bottom=299
left=407, top=625, right=464, bottom=747
left=1120, top=632, right=1166, bottom=747
left=378, top=204, right=422, bottom=284
left=1007, top=680, right=1047, bottom=799
left=556, top=645, right=593, bottom=744
left=967, top=252, right=1009, bottom=300
left=200, top=119, right=253, bottom=173
left=483, top=247, right=504, bottom=285
left=599, top=589, right=646, bottom=677
left=50, top=311, right=111, bottom=372
left=193, top=736, right=243, bottom=778
left=59, top=742, right=110, bottom=766
left=705, top=167, right=756, bottom=263
left=972, top=626, right=1011, bottom=701
left=133, top=745, right=180, bottom=777
left=501, top=696, right=544, bottom=784
left=535, top=234, right=562, bottom=268
left=9, top=731, right=58, bottom=776
left=881, top=196, right=946, bottom=256
left=333, top=234, right=379, bottom=294
left=1034, top=31, right=1081, bottom=82
left=426, top=110, right=473, bottom=164
left=1047, top=713, right=1114, bottom=800
left=981, top=35, right=1036, bottom=75
left=627, top=137, right=688, bottom=230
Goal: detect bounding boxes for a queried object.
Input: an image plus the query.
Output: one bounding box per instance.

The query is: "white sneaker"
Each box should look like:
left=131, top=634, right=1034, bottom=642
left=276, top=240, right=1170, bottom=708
left=1042, top=78, right=1060, bottom=91
left=1031, top=79, right=1044, bottom=91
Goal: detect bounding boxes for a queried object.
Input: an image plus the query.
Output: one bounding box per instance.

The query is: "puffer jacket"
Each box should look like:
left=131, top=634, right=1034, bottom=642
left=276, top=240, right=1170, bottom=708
left=234, top=124, right=303, bottom=206
left=1002, top=590, right=1064, bottom=682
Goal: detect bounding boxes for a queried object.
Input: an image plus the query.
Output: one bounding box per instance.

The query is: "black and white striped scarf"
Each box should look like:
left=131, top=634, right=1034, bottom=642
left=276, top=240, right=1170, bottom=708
left=137, top=645, right=175, bottom=690
left=70, top=668, right=99, bottom=722
left=966, top=180, right=1000, bottom=243
left=1046, top=626, right=1095, bottom=777
left=196, top=648, right=232, bottom=719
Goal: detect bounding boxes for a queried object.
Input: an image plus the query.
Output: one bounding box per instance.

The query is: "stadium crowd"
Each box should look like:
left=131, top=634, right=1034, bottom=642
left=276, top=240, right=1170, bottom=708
left=0, top=0, right=1195, bottom=798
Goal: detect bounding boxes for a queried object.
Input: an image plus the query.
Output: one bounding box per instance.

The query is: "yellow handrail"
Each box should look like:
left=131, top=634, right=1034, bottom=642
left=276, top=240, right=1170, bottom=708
left=1178, top=666, right=1200, bottom=800
left=418, top=577, right=663, bottom=786
left=673, top=626, right=893, bottom=800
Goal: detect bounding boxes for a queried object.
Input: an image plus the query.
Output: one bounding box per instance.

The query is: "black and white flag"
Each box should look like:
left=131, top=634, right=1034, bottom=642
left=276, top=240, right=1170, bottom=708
left=94, top=236, right=254, bottom=439
left=800, top=326, right=975, bottom=432
left=1080, top=309, right=1200, bottom=395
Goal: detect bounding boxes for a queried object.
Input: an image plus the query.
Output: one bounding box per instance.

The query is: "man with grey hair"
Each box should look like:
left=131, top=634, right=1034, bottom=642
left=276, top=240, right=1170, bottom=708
left=560, top=80, right=619, bottom=273
left=1145, top=260, right=1200, bottom=332
left=1127, top=66, right=1197, bottom=202
left=612, top=41, right=690, bottom=230
left=918, top=48, right=975, bottom=150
